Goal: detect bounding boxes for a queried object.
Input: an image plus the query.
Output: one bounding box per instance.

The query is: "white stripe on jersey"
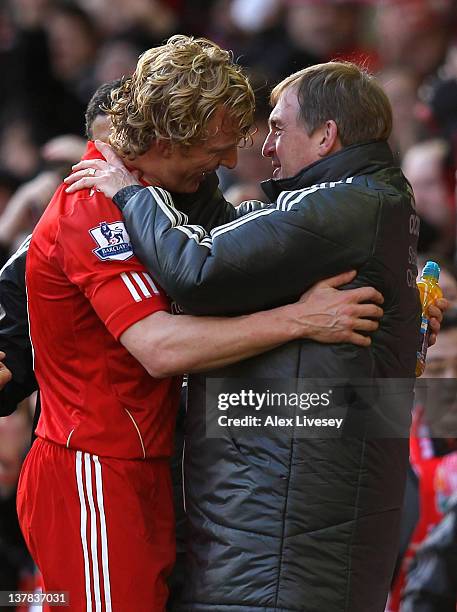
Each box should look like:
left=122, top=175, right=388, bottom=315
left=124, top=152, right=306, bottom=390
left=121, top=272, right=141, bottom=302
left=76, top=452, right=112, bottom=612
left=141, top=272, right=160, bottom=295
left=93, top=456, right=112, bottom=612
left=121, top=271, right=161, bottom=301
left=131, top=272, right=152, bottom=298
left=84, top=454, right=102, bottom=612
left=76, top=451, right=93, bottom=612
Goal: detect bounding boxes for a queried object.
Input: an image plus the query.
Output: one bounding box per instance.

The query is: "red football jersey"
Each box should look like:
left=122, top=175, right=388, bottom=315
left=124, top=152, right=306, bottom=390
left=26, top=142, right=181, bottom=459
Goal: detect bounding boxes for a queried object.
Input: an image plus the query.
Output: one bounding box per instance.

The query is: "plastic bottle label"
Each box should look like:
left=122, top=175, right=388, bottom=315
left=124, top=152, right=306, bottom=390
left=417, top=315, right=429, bottom=365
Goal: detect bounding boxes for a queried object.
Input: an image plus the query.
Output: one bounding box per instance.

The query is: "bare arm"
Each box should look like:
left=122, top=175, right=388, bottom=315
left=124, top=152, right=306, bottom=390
left=120, top=271, right=383, bottom=378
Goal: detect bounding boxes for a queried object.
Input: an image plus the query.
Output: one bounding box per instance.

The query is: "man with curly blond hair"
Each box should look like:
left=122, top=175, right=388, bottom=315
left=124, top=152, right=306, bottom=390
left=20, top=36, right=384, bottom=612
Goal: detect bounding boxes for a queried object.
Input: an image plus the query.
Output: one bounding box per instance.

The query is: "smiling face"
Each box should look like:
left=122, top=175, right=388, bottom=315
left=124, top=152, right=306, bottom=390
left=134, top=106, right=240, bottom=193
left=166, top=107, right=240, bottom=192
left=262, top=87, right=325, bottom=180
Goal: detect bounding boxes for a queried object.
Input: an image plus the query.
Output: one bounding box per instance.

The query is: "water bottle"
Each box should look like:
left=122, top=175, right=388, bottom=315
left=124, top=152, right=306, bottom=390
left=416, top=261, right=443, bottom=377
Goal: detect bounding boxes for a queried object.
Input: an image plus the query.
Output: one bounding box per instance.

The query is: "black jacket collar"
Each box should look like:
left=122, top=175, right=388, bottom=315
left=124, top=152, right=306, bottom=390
left=261, top=140, right=394, bottom=202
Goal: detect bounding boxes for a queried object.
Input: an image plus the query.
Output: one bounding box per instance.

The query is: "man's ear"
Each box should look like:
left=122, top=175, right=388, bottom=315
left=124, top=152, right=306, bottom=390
left=317, top=120, right=341, bottom=157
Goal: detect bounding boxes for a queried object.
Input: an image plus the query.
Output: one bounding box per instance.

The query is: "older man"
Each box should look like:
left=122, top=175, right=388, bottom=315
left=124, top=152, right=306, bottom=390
left=65, top=53, right=444, bottom=611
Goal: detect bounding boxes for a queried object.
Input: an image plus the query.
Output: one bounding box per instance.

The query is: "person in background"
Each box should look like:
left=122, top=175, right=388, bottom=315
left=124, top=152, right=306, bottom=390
left=389, top=306, right=457, bottom=612
left=401, top=450, right=457, bottom=611
left=402, top=140, right=455, bottom=256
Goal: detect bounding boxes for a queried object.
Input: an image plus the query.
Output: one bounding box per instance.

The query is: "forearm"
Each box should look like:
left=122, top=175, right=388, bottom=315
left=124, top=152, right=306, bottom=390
left=161, top=306, right=303, bottom=373
left=121, top=306, right=302, bottom=378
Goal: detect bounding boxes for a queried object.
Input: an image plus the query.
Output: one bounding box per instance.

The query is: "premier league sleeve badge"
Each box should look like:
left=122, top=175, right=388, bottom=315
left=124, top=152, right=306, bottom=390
left=89, top=221, right=134, bottom=261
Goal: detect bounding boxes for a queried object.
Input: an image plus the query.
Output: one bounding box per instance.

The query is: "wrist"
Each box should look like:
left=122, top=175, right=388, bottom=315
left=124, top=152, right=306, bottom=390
left=283, top=302, right=312, bottom=341
left=113, top=185, right=144, bottom=210
left=262, top=303, right=310, bottom=343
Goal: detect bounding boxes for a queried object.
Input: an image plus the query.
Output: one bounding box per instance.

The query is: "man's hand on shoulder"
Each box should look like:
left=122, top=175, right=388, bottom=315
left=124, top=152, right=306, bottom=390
left=64, top=140, right=142, bottom=199
left=290, top=270, right=384, bottom=347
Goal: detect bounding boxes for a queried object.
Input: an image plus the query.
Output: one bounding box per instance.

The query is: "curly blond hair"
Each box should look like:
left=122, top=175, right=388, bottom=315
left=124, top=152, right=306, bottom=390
left=107, top=35, right=255, bottom=159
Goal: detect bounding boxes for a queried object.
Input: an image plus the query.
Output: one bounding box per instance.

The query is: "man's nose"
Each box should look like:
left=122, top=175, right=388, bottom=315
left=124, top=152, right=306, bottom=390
left=262, top=133, right=274, bottom=158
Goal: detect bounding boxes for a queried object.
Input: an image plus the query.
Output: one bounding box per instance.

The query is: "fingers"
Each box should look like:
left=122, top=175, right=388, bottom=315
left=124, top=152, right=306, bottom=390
left=351, top=303, right=384, bottom=319
left=347, top=332, right=372, bottom=348
left=0, top=356, right=12, bottom=388
left=346, top=286, right=384, bottom=305
left=428, top=298, right=449, bottom=322
left=70, top=159, right=107, bottom=173
left=64, top=169, right=90, bottom=185
left=64, top=168, right=99, bottom=186
left=316, top=270, right=357, bottom=289
left=0, top=351, right=5, bottom=361
left=435, top=297, right=449, bottom=311
left=428, top=304, right=443, bottom=323
left=352, top=318, right=379, bottom=332
left=428, top=317, right=440, bottom=348
left=65, top=177, right=98, bottom=193
left=429, top=316, right=440, bottom=333
left=94, top=140, right=122, bottom=165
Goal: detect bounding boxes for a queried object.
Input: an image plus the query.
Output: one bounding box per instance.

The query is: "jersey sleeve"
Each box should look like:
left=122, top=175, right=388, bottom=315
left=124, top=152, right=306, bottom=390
left=53, top=189, right=169, bottom=339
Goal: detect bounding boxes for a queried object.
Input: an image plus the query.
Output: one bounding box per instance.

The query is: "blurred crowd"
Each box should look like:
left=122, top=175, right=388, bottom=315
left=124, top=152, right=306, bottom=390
left=2, top=0, right=457, bottom=610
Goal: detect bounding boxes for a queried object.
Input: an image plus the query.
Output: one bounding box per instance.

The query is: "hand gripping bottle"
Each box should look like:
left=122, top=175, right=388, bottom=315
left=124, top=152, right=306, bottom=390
left=416, top=261, right=443, bottom=377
